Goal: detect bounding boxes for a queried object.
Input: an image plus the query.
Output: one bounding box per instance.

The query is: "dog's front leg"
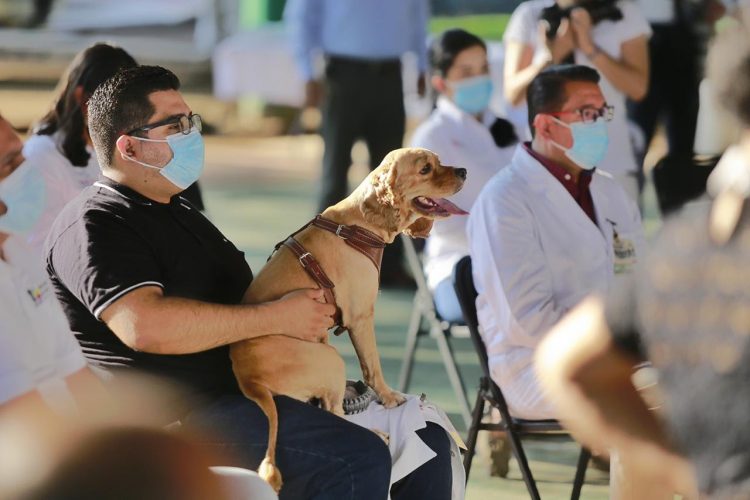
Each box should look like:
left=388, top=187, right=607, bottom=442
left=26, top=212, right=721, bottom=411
left=347, top=314, right=406, bottom=408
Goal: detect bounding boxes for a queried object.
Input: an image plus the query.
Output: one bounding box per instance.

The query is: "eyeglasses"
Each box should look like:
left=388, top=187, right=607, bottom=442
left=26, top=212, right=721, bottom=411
left=548, top=105, right=614, bottom=124
left=125, top=113, right=202, bottom=136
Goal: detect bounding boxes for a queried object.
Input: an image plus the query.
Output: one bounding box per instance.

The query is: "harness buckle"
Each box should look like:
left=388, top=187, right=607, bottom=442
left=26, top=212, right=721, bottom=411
left=298, top=252, right=312, bottom=265
left=335, top=225, right=347, bottom=239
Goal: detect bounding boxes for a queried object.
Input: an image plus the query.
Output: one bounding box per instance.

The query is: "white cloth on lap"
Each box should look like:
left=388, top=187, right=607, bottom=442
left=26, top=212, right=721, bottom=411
left=344, top=395, right=466, bottom=500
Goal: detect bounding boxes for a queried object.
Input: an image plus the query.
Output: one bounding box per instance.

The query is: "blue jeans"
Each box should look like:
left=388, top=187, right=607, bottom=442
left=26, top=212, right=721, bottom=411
left=434, top=277, right=464, bottom=323
left=181, top=394, right=452, bottom=500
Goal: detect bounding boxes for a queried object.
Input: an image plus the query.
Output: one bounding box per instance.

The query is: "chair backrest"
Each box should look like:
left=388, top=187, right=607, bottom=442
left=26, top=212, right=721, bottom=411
left=453, top=256, right=514, bottom=419
left=401, top=234, right=468, bottom=333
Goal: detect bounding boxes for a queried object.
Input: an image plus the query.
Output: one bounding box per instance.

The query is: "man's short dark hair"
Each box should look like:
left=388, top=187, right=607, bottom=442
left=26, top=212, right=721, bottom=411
left=87, top=65, right=180, bottom=169
left=707, top=20, right=750, bottom=128
left=527, top=64, right=601, bottom=137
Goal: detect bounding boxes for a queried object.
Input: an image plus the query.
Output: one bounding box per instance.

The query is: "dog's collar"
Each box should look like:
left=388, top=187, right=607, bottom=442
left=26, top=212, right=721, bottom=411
left=310, top=216, right=385, bottom=273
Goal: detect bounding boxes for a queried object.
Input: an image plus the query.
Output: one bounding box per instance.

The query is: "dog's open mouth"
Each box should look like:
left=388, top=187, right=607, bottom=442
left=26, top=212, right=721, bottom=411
left=412, top=196, right=469, bottom=217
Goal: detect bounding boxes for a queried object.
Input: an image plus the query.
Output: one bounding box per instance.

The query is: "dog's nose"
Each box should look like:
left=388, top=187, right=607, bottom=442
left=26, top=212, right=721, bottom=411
left=454, top=168, right=467, bottom=180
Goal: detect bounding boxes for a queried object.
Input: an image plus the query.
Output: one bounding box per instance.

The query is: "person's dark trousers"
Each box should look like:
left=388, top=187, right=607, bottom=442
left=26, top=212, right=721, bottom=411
left=181, top=394, right=452, bottom=500
left=319, top=56, right=408, bottom=282
left=627, top=24, right=701, bottom=168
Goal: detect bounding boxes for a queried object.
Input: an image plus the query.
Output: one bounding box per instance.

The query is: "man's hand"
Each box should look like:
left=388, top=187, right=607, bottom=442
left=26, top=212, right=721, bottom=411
left=273, top=289, right=336, bottom=343
left=539, top=17, right=575, bottom=64
left=417, top=73, right=427, bottom=98
left=304, top=80, right=324, bottom=108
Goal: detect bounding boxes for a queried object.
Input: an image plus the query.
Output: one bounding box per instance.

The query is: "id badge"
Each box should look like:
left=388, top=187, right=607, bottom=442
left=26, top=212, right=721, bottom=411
left=613, top=234, right=637, bottom=274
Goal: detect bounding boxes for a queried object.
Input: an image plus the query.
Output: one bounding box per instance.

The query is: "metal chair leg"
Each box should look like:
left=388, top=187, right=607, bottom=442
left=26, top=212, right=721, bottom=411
left=570, top=447, right=590, bottom=500
left=463, top=387, right=486, bottom=482
left=397, top=299, right=423, bottom=392
left=434, top=329, right=472, bottom=427
left=506, top=426, right=542, bottom=500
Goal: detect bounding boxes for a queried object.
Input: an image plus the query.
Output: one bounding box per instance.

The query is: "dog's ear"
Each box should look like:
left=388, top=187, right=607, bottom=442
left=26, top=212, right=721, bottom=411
left=403, top=217, right=433, bottom=238
left=361, top=162, right=401, bottom=235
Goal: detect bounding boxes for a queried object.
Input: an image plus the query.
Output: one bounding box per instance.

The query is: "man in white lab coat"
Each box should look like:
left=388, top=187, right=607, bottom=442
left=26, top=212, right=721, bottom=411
left=467, top=64, right=644, bottom=419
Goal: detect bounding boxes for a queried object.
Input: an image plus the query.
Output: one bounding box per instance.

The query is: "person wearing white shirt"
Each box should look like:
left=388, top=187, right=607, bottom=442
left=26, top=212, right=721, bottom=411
left=503, top=0, right=651, bottom=200
left=0, top=114, right=101, bottom=417
left=467, top=65, right=644, bottom=420
left=411, top=29, right=517, bottom=322
left=21, top=43, right=137, bottom=254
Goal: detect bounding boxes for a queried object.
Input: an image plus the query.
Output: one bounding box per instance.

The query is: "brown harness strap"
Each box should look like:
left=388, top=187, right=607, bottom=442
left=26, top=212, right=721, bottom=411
left=310, top=215, right=385, bottom=273
left=269, top=216, right=387, bottom=336
left=282, top=236, right=347, bottom=335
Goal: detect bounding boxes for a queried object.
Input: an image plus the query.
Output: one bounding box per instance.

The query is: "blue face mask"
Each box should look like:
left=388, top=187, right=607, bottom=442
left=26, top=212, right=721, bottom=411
left=449, top=75, right=494, bottom=115
left=0, top=162, right=46, bottom=235
left=550, top=117, right=609, bottom=170
left=123, top=128, right=205, bottom=189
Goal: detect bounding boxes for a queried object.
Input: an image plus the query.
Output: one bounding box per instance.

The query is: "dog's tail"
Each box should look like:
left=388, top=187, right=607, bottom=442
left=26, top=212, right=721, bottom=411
left=242, top=383, right=283, bottom=492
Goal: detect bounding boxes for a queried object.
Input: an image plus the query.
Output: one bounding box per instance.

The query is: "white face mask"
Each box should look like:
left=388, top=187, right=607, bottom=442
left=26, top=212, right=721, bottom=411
left=121, top=129, right=205, bottom=189
left=0, top=162, right=46, bottom=235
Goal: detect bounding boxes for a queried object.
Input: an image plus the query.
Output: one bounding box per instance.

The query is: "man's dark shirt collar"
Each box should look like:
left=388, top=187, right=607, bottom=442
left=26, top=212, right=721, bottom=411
left=523, top=142, right=596, bottom=223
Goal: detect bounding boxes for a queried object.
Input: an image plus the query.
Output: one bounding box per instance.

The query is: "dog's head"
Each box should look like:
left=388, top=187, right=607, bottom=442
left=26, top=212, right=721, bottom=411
left=360, top=148, right=467, bottom=240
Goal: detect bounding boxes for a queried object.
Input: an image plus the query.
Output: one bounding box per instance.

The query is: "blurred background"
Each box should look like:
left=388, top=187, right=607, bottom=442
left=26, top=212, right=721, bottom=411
left=0, top=0, right=674, bottom=497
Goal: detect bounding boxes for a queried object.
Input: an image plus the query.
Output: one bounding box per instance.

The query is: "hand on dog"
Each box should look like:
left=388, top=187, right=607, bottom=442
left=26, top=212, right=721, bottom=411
left=275, top=289, right=335, bottom=343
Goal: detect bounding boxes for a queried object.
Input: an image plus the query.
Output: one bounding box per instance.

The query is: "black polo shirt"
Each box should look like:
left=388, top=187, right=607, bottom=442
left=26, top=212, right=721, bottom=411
left=44, top=177, right=250, bottom=408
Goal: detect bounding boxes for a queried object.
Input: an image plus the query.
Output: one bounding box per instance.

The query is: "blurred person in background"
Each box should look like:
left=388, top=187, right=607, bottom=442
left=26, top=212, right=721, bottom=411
left=22, top=427, right=230, bottom=500
left=503, top=0, right=650, bottom=200
left=468, top=65, right=644, bottom=421
left=21, top=43, right=137, bottom=254
left=0, top=113, right=106, bottom=421
left=285, top=0, right=430, bottom=287
left=535, top=13, right=750, bottom=499
left=44, top=65, right=452, bottom=500
left=410, top=30, right=519, bottom=477
left=628, top=0, right=726, bottom=163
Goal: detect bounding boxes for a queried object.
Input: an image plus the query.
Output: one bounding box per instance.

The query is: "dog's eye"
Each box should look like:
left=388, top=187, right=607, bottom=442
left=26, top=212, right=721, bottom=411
left=419, top=165, right=432, bottom=175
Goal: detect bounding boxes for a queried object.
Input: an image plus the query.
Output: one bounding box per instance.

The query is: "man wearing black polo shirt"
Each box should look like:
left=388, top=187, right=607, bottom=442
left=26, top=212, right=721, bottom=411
left=44, top=65, right=404, bottom=499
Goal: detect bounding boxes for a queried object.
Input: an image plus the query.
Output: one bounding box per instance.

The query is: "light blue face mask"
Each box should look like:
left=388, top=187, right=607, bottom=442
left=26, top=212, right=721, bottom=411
left=0, top=162, right=46, bottom=235
left=449, top=75, right=494, bottom=115
left=550, top=117, right=609, bottom=170
left=123, top=128, right=205, bottom=189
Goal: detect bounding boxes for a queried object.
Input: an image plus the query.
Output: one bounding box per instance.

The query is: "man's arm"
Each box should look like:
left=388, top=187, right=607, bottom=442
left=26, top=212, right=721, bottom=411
left=468, top=191, right=566, bottom=348
left=285, top=0, right=323, bottom=81
left=535, top=296, right=696, bottom=493
left=101, top=286, right=335, bottom=355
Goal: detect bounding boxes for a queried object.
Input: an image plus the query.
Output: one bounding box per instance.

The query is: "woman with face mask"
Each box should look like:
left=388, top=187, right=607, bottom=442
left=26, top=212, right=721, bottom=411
left=409, top=29, right=519, bottom=325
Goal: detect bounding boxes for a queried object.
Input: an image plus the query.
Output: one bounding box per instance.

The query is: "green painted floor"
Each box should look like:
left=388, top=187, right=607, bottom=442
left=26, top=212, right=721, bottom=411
left=202, top=178, right=610, bottom=500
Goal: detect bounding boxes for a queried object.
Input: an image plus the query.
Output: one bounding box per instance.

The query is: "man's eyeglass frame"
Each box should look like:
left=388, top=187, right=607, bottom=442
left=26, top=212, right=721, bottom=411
left=547, top=105, right=615, bottom=124
left=125, top=113, right=203, bottom=137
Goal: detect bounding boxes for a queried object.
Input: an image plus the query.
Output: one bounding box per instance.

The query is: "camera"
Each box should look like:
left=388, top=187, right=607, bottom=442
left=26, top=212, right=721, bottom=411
left=540, top=0, right=623, bottom=40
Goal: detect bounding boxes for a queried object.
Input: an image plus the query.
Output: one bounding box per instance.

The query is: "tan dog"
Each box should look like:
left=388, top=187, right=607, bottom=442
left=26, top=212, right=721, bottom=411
left=230, top=148, right=467, bottom=491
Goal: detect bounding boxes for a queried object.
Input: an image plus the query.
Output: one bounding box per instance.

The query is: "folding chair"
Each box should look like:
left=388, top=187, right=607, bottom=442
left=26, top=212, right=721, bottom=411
left=396, top=234, right=472, bottom=427
left=453, top=256, right=590, bottom=500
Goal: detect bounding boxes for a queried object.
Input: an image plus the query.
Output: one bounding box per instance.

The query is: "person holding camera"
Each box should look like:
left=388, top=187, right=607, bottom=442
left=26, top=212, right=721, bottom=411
left=503, top=0, right=651, bottom=200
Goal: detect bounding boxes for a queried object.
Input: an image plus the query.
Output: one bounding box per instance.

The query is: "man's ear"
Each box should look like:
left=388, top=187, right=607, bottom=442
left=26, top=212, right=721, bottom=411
left=533, top=114, right=553, bottom=140
left=115, top=135, right=135, bottom=160
left=431, top=75, right=447, bottom=94
left=403, top=217, right=433, bottom=238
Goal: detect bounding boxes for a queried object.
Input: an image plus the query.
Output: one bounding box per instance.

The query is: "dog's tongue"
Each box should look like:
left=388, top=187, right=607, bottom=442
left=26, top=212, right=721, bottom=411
left=435, top=198, right=469, bottom=215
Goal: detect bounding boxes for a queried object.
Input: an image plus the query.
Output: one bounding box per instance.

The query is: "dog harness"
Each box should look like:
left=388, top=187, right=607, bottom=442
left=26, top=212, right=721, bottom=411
left=271, top=215, right=386, bottom=335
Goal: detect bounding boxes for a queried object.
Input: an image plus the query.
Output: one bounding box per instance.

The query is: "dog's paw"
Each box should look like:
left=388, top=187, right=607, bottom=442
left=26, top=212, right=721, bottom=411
left=378, top=390, right=406, bottom=409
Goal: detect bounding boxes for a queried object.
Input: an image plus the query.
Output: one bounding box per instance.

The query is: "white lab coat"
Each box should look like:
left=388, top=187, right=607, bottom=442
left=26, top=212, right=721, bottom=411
left=467, top=145, right=644, bottom=419
left=410, top=97, right=515, bottom=290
